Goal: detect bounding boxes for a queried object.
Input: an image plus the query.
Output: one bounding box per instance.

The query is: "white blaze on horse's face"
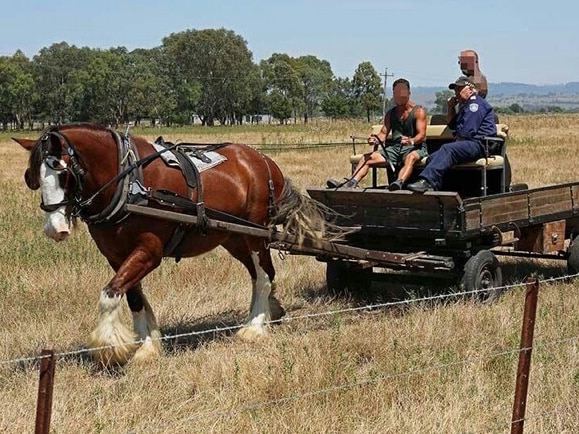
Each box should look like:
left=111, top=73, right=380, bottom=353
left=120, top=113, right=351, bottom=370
left=40, top=158, right=71, bottom=241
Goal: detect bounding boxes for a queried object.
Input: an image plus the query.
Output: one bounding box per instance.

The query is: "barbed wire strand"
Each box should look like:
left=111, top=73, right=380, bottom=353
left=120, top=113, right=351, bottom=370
left=141, top=335, right=578, bottom=433
left=1, top=273, right=577, bottom=367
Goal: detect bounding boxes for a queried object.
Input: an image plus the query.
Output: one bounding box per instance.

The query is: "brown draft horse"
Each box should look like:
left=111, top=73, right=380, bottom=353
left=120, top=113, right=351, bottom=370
left=14, top=123, right=328, bottom=366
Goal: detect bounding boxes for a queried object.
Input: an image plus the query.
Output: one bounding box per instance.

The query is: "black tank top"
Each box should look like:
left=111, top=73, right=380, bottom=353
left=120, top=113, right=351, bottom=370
left=389, top=105, right=419, bottom=143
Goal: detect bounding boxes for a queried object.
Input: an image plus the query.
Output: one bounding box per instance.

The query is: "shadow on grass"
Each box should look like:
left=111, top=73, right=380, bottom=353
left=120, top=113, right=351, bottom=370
left=299, top=258, right=570, bottom=312
left=160, top=309, right=245, bottom=356
left=8, top=310, right=248, bottom=376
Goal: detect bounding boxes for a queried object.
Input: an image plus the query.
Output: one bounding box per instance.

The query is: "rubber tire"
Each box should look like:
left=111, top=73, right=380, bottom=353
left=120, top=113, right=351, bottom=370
left=326, top=260, right=348, bottom=296
left=460, top=250, right=503, bottom=302
left=567, top=234, right=579, bottom=276
left=326, top=261, right=372, bottom=296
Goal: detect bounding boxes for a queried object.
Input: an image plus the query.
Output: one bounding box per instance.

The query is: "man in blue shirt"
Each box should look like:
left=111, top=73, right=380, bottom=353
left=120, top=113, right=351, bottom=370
left=407, top=76, right=497, bottom=193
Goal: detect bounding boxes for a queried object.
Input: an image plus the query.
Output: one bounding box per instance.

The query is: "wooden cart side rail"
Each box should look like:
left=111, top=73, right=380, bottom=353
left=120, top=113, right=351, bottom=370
left=307, top=188, right=465, bottom=238
left=462, top=181, right=579, bottom=236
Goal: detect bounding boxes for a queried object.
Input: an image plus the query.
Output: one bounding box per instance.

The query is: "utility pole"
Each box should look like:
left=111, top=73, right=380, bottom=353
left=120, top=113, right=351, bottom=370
left=381, top=67, right=394, bottom=118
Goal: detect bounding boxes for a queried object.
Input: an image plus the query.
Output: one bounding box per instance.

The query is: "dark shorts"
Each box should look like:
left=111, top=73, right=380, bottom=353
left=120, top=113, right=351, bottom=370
left=379, top=143, right=428, bottom=166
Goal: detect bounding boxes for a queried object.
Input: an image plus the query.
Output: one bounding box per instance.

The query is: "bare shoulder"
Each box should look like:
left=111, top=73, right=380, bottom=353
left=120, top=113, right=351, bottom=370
left=414, top=105, right=427, bottom=119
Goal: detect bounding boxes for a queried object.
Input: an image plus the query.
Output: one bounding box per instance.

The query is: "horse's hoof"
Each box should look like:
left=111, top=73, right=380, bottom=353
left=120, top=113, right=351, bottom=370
left=88, top=341, right=138, bottom=367
left=131, top=338, right=164, bottom=363
left=237, top=324, right=268, bottom=342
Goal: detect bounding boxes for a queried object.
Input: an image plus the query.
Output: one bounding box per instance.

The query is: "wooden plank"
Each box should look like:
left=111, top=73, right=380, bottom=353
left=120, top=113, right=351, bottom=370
left=529, top=186, right=572, bottom=219
left=464, top=206, right=480, bottom=231
left=572, top=184, right=579, bottom=212
left=479, top=192, right=529, bottom=227
left=307, top=188, right=462, bottom=209
left=330, top=205, right=445, bottom=231
left=307, top=188, right=462, bottom=234
left=518, top=220, right=566, bottom=253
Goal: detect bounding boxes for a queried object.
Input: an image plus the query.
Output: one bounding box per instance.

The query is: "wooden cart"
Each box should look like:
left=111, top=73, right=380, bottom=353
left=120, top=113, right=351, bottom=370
left=269, top=183, right=579, bottom=298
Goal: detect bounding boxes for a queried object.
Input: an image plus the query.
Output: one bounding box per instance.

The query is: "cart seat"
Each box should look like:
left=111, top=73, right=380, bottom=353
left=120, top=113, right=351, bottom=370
left=349, top=123, right=509, bottom=197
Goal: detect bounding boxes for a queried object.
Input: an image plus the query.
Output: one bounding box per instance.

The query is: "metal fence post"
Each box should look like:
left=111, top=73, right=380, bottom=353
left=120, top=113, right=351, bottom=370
left=35, top=349, right=56, bottom=434
left=511, top=277, right=539, bottom=434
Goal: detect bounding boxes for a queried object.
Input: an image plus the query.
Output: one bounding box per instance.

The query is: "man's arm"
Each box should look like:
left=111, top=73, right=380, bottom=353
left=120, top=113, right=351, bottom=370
left=476, top=73, right=488, bottom=99
left=369, top=111, right=391, bottom=147
left=446, top=96, right=459, bottom=128
left=411, top=107, right=427, bottom=145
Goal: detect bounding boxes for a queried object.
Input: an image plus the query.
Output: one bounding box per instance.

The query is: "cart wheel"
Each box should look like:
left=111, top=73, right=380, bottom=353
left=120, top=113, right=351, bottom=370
left=326, top=261, right=348, bottom=296
left=460, top=250, right=503, bottom=302
left=347, top=268, right=372, bottom=293
left=326, top=261, right=372, bottom=295
left=567, top=234, right=579, bottom=276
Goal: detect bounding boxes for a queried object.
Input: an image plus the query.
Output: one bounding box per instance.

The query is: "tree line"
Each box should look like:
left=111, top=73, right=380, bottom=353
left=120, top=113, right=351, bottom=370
left=0, top=28, right=386, bottom=130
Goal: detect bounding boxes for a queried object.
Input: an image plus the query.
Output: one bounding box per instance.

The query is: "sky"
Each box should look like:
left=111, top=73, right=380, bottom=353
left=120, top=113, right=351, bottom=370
left=1, top=0, right=578, bottom=88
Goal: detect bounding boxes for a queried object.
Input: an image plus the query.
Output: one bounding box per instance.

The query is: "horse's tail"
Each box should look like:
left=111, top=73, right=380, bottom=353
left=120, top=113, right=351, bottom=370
left=270, top=178, right=345, bottom=245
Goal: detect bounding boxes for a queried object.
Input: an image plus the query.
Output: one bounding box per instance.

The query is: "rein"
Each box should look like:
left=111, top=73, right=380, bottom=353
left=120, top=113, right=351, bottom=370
left=76, top=141, right=180, bottom=214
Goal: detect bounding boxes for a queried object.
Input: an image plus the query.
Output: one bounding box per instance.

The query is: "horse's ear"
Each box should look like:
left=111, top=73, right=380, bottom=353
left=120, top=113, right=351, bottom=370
left=12, top=137, right=36, bottom=151
left=24, top=168, right=40, bottom=190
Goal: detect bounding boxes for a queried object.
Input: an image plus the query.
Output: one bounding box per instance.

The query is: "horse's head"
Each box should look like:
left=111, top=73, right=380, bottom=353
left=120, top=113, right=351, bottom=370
left=13, top=130, right=85, bottom=242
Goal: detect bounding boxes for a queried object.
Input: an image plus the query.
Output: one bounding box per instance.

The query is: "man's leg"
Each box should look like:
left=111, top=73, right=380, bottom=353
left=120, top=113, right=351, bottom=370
left=352, top=151, right=388, bottom=183
left=398, top=150, right=421, bottom=183
left=409, top=140, right=482, bottom=191
left=328, top=151, right=389, bottom=188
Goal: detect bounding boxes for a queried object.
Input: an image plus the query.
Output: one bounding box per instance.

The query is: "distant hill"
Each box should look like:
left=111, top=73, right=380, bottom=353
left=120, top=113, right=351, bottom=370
left=411, top=82, right=579, bottom=110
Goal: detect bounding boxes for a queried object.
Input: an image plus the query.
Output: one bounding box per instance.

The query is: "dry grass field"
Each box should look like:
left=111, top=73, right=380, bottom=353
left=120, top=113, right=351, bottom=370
left=0, top=115, right=578, bottom=433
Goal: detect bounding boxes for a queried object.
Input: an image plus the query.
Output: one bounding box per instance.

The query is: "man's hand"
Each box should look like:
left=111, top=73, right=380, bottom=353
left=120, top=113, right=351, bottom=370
left=368, top=135, right=381, bottom=146
left=447, top=96, right=459, bottom=109
left=400, top=136, right=415, bottom=146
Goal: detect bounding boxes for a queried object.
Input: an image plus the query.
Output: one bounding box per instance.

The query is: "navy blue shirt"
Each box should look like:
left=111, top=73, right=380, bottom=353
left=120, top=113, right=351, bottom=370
left=449, top=94, right=496, bottom=140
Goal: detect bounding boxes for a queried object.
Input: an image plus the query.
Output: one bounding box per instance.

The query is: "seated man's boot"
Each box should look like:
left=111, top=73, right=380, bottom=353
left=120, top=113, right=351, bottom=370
left=406, top=178, right=433, bottom=193
left=327, top=178, right=358, bottom=189
left=388, top=179, right=404, bottom=191
left=326, top=178, right=342, bottom=189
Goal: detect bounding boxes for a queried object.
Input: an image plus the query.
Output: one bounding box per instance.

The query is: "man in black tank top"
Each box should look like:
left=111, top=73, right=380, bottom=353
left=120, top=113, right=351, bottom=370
left=327, top=78, right=428, bottom=190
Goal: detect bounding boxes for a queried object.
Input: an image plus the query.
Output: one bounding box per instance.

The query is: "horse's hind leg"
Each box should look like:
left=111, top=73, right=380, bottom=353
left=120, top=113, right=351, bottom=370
left=223, top=237, right=285, bottom=340
left=127, top=284, right=163, bottom=362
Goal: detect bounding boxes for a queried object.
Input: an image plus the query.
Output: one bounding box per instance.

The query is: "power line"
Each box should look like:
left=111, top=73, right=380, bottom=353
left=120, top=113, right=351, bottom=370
left=381, top=67, right=394, bottom=118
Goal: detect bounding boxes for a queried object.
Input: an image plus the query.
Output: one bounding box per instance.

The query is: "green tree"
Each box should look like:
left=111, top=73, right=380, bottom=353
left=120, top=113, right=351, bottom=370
left=321, top=77, right=352, bottom=120
left=294, top=55, right=334, bottom=123
left=433, top=90, right=454, bottom=114
left=163, top=28, right=256, bottom=126
left=260, top=54, right=302, bottom=124
left=267, top=90, right=292, bottom=124
left=352, top=62, right=382, bottom=122
left=125, top=48, right=175, bottom=126
left=0, top=51, right=35, bottom=130
left=33, top=42, right=92, bottom=124
left=508, top=103, right=525, bottom=114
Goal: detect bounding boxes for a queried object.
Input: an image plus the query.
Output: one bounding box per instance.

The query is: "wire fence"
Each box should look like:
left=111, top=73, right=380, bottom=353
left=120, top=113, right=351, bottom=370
left=1, top=273, right=576, bottom=367
left=2, top=273, right=577, bottom=433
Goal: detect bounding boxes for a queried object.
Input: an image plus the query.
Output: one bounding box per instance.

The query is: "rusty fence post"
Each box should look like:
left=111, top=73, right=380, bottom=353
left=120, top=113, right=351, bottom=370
left=35, top=349, right=56, bottom=434
left=511, top=277, right=539, bottom=434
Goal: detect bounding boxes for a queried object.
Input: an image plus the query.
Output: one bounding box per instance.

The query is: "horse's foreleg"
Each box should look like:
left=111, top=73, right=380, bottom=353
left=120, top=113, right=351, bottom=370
left=237, top=251, right=273, bottom=341
left=88, top=244, right=163, bottom=366
left=127, top=284, right=163, bottom=362
left=88, top=290, right=139, bottom=367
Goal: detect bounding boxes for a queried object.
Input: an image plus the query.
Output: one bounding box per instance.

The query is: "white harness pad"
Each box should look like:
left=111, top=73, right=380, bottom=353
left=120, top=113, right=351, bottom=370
left=150, top=142, right=227, bottom=172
